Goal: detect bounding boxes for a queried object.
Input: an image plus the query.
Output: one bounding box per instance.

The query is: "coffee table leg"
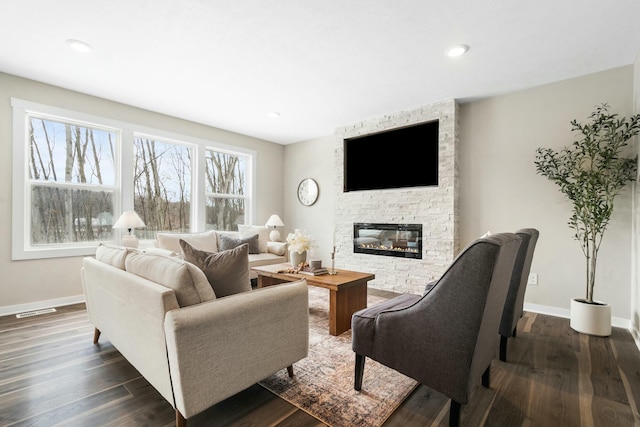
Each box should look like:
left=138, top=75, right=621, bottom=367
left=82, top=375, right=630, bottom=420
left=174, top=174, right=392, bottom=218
left=329, top=280, right=368, bottom=336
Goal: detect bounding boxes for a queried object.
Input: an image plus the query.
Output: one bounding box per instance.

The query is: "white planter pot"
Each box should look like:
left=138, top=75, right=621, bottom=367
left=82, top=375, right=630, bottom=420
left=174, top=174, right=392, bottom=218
left=570, top=298, right=611, bottom=337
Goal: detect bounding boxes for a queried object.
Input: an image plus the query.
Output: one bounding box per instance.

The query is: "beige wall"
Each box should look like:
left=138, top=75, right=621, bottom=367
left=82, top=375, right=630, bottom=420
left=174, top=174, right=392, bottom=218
left=632, top=54, right=640, bottom=342
left=0, top=72, right=284, bottom=314
left=286, top=65, right=635, bottom=323
left=460, top=66, right=634, bottom=322
left=3, top=65, right=637, bottom=324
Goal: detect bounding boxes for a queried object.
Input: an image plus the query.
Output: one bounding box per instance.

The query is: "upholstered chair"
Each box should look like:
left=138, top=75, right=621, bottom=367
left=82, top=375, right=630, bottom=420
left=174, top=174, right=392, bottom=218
left=352, top=232, right=521, bottom=427
left=499, top=228, right=540, bottom=362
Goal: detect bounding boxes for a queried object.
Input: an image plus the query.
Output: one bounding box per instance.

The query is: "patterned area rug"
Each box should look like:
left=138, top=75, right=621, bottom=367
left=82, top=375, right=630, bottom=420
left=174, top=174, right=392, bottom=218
left=259, top=286, right=418, bottom=427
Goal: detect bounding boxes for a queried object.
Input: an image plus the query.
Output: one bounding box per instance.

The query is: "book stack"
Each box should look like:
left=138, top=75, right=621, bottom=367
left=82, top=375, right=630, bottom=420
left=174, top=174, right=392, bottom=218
left=298, top=266, right=329, bottom=276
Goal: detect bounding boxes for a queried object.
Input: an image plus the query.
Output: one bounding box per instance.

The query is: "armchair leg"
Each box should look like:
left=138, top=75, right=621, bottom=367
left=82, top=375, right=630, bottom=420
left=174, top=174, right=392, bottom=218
left=354, top=354, right=365, bottom=391
left=449, top=400, right=461, bottom=427
left=176, top=410, right=187, bottom=427
left=482, top=365, right=490, bottom=388
left=93, top=328, right=101, bottom=344
left=499, top=335, right=508, bottom=362
left=287, top=365, right=294, bottom=378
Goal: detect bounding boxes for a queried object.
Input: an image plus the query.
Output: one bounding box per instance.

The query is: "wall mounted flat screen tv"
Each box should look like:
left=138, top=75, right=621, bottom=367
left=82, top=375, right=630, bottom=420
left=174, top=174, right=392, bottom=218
left=343, top=120, right=439, bottom=192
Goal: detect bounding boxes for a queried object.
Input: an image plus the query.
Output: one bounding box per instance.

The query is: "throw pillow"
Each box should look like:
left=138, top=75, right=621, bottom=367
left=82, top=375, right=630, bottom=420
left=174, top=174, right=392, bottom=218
left=180, top=239, right=251, bottom=298
left=238, top=224, right=269, bottom=253
left=267, top=241, right=287, bottom=256
left=219, top=233, right=260, bottom=254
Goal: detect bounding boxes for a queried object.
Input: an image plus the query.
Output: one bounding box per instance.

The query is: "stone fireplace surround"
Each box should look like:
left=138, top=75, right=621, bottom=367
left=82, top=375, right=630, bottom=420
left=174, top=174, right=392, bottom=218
left=333, top=100, right=459, bottom=295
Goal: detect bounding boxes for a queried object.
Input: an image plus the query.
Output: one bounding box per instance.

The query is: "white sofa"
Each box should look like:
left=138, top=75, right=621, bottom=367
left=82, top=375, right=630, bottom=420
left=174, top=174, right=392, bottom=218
left=155, top=226, right=288, bottom=279
left=81, top=244, right=308, bottom=426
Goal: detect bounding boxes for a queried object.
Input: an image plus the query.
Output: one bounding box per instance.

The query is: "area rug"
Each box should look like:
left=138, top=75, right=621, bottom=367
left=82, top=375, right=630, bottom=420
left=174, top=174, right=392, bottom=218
left=259, top=286, right=418, bottom=427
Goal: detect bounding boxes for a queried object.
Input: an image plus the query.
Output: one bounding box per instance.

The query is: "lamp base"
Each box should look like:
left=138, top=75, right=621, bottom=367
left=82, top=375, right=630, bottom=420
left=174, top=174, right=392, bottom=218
left=269, top=229, right=281, bottom=242
left=121, top=235, right=139, bottom=248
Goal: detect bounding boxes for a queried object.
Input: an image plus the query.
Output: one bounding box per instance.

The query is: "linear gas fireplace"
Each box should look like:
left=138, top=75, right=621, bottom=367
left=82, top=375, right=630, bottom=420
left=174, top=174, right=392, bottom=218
left=353, top=223, right=422, bottom=259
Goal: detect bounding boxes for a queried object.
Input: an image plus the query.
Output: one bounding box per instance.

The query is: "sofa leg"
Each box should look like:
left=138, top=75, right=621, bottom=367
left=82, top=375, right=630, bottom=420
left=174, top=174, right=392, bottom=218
left=93, top=328, right=101, bottom=344
left=499, top=335, right=508, bottom=362
left=449, top=400, right=461, bottom=427
left=354, top=354, right=365, bottom=391
left=176, top=410, right=187, bottom=427
left=287, top=365, right=294, bottom=378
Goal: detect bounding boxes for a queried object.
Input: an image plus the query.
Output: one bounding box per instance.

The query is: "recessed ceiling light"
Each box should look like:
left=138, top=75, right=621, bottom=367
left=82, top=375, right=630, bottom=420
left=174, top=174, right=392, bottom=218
left=268, top=112, right=281, bottom=118
left=445, top=44, right=469, bottom=58
left=66, top=39, right=92, bottom=53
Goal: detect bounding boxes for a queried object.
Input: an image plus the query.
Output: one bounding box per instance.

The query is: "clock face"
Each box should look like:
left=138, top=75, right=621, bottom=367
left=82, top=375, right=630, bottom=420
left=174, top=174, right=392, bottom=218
left=297, top=178, right=319, bottom=206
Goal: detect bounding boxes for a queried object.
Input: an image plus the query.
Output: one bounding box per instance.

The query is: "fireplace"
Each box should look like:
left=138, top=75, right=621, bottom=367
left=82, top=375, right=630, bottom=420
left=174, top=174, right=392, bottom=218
left=353, top=223, right=422, bottom=259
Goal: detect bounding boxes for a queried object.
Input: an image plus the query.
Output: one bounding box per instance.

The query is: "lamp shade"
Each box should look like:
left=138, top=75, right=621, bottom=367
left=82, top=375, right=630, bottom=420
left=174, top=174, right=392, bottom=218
left=112, top=211, right=146, bottom=230
left=265, top=214, right=284, bottom=228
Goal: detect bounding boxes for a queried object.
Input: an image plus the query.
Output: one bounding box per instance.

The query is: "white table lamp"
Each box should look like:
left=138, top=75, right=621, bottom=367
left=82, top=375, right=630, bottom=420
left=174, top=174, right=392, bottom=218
left=265, top=214, right=284, bottom=242
left=113, top=210, right=146, bottom=248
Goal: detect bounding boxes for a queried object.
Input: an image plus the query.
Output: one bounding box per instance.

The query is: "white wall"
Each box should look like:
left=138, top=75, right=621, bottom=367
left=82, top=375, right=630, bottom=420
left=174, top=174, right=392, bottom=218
left=286, top=65, right=635, bottom=322
left=0, top=72, right=285, bottom=314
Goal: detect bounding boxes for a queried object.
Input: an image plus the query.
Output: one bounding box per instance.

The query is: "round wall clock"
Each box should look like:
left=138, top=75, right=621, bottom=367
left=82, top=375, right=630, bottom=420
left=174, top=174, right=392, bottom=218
left=297, top=178, right=319, bottom=206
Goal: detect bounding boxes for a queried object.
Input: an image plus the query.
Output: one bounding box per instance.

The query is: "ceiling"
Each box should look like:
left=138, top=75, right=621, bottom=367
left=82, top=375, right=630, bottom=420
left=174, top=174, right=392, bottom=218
left=2, top=1, right=640, bottom=145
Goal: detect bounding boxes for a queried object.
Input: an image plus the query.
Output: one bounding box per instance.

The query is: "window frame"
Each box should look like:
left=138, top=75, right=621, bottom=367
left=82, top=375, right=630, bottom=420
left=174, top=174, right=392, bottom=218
left=12, top=98, right=256, bottom=260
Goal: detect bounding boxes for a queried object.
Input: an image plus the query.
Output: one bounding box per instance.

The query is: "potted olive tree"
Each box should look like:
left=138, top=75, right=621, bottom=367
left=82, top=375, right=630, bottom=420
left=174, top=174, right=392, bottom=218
left=534, top=103, right=640, bottom=336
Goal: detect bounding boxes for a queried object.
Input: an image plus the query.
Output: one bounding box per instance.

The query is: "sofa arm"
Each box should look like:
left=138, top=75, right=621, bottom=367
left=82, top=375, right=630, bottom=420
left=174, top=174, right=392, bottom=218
left=164, top=279, right=309, bottom=419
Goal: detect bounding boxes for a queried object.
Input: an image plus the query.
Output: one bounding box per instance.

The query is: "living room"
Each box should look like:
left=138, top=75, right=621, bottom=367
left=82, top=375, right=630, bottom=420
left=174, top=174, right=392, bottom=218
left=2, top=1, right=640, bottom=426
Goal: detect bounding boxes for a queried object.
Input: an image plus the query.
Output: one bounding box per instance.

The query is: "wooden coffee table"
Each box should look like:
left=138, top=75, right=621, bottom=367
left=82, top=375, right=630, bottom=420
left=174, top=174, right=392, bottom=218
left=251, top=263, right=375, bottom=336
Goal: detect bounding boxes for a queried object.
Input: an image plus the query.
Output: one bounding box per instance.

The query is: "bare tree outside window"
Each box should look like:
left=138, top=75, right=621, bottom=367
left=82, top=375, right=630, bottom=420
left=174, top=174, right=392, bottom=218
left=133, top=138, right=192, bottom=238
left=205, top=149, right=247, bottom=231
left=28, top=117, right=116, bottom=245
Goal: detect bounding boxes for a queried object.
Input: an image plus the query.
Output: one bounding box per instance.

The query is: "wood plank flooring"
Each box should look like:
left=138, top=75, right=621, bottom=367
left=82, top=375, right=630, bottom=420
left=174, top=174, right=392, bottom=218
left=1, top=294, right=640, bottom=426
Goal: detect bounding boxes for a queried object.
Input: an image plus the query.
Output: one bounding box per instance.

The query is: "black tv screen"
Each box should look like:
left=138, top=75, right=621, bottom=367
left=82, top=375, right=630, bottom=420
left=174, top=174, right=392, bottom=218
left=343, top=120, right=439, bottom=192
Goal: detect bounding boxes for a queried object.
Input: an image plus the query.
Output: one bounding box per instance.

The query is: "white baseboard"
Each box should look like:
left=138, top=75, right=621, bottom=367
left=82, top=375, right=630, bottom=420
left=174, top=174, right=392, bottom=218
left=524, top=302, right=631, bottom=330
left=0, top=295, right=85, bottom=317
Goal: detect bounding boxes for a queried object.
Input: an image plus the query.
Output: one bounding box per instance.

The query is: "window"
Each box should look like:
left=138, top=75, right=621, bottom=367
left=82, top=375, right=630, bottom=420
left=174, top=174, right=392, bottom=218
left=133, top=136, right=193, bottom=239
left=12, top=99, right=256, bottom=260
left=28, top=116, right=118, bottom=246
left=205, top=149, right=249, bottom=231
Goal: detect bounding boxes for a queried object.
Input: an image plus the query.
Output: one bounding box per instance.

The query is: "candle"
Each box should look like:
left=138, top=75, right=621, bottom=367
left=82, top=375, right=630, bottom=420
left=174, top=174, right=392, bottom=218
left=332, top=226, right=336, bottom=250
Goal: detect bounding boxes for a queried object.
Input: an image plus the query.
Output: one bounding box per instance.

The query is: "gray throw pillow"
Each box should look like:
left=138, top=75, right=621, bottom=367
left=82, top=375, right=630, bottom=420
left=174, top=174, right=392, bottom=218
left=219, top=233, right=260, bottom=254
left=179, top=239, right=251, bottom=298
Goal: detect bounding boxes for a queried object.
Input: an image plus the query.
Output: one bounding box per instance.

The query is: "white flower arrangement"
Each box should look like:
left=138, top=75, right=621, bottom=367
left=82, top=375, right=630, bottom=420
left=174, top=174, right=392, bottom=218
left=286, top=229, right=315, bottom=254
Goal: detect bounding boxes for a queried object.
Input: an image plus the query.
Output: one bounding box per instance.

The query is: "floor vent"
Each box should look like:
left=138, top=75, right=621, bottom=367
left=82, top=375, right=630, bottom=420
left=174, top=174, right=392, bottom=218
left=16, top=308, right=57, bottom=318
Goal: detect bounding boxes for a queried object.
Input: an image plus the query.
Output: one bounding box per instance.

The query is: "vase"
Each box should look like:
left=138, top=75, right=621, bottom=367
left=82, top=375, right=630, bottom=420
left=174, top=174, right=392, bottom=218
left=570, top=298, right=611, bottom=337
left=290, top=250, right=307, bottom=268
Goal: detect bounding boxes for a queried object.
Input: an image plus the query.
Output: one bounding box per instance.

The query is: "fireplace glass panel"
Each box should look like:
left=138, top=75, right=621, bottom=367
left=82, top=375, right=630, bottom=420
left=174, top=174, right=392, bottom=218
left=353, top=223, right=422, bottom=259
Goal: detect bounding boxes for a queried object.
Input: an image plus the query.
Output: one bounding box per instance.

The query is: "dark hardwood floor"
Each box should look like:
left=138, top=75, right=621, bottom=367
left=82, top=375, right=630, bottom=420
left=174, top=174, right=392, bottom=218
left=1, top=292, right=640, bottom=426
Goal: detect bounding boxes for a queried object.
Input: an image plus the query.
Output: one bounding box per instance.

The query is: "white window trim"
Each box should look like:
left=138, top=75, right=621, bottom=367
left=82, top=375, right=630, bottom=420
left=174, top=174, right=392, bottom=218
left=12, top=98, right=257, bottom=260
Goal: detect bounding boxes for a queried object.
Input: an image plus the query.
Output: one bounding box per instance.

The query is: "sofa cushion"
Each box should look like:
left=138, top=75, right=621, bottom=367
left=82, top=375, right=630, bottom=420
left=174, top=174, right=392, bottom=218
left=95, top=243, right=138, bottom=270
left=219, top=233, right=260, bottom=254
left=238, top=224, right=269, bottom=253
left=180, top=240, right=251, bottom=298
left=156, top=230, right=218, bottom=254
left=125, top=252, right=216, bottom=307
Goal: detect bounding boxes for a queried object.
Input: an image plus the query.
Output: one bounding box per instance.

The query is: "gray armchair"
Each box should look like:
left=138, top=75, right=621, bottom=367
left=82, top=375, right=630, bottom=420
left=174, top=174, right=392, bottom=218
left=499, top=228, right=539, bottom=362
left=352, top=233, right=521, bottom=427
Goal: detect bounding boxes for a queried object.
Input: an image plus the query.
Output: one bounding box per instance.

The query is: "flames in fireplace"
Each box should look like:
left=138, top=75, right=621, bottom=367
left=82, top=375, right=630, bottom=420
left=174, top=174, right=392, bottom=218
left=353, top=223, right=422, bottom=259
